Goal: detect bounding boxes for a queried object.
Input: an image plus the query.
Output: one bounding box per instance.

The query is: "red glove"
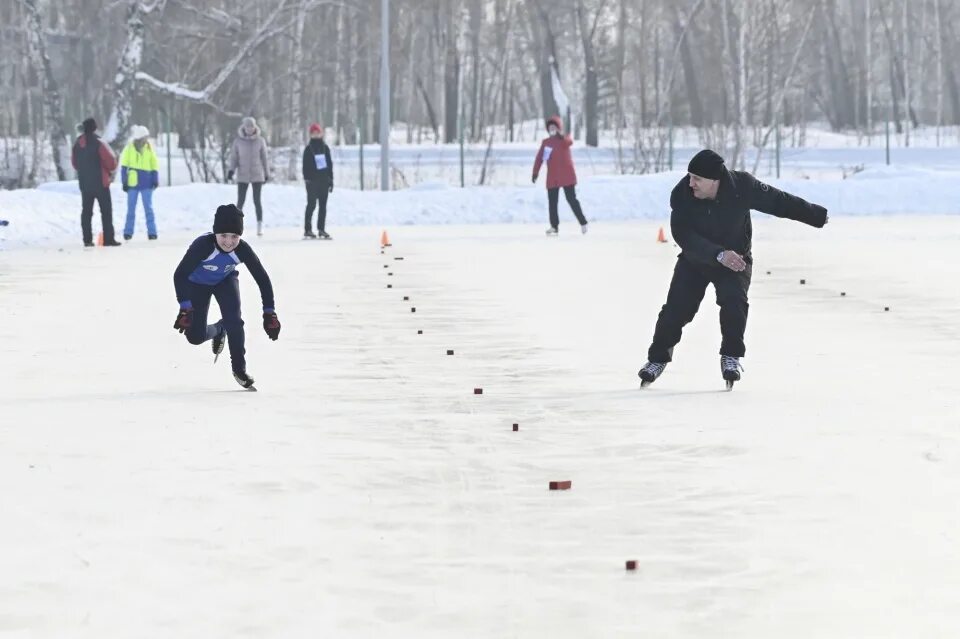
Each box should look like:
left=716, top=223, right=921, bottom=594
left=263, top=312, right=281, bottom=341
left=173, top=308, right=193, bottom=333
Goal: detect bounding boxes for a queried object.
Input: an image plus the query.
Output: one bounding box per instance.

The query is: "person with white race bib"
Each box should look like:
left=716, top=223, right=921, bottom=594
left=301, top=123, right=334, bottom=240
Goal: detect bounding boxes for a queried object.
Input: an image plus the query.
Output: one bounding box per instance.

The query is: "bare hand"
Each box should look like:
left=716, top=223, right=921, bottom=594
left=718, top=250, right=747, bottom=272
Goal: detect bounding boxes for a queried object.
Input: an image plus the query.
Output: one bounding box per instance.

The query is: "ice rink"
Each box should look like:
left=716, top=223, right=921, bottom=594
left=2, top=217, right=959, bottom=637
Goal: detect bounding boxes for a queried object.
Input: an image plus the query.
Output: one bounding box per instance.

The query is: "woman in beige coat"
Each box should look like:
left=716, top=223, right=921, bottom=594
left=227, top=116, right=270, bottom=236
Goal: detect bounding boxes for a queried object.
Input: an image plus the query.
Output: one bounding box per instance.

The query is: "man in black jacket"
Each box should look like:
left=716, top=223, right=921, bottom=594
left=302, top=123, right=334, bottom=239
left=638, top=150, right=828, bottom=387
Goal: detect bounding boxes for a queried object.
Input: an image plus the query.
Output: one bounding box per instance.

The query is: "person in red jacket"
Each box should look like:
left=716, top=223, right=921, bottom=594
left=71, top=117, right=121, bottom=247
left=532, top=115, right=588, bottom=235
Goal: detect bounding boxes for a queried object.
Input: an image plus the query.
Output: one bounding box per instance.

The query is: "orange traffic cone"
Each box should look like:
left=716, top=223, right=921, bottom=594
left=656, top=227, right=667, bottom=243
left=97, top=231, right=104, bottom=246
left=381, top=230, right=392, bottom=248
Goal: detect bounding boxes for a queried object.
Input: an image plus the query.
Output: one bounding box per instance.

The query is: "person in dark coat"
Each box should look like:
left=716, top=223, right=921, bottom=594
left=301, top=123, right=334, bottom=239
left=532, top=115, right=588, bottom=235
left=71, top=117, right=121, bottom=247
left=638, top=149, right=829, bottom=387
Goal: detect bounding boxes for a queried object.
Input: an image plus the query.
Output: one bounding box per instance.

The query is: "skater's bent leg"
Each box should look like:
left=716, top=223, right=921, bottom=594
left=214, top=276, right=246, bottom=372
left=563, top=186, right=588, bottom=225
left=184, top=286, right=214, bottom=346
left=252, top=182, right=263, bottom=222
left=714, top=265, right=751, bottom=357
left=547, top=188, right=560, bottom=228
left=647, top=258, right=709, bottom=363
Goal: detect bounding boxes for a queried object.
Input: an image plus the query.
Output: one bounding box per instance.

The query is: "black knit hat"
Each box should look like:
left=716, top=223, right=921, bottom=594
left=82, top=118, right=98, bottom=135
left=688, top=149, right=725, bottom=180
left=213, top=204, right=244, bottom=235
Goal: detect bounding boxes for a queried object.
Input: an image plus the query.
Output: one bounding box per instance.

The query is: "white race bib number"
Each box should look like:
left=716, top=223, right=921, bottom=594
left=542, top=147, right=553, bottom=163
left=314, top=154, right=327, bottom=170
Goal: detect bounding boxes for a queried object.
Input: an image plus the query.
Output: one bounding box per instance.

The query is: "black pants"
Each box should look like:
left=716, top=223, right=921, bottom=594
left=80, top=187, right=116, bottom=244
left=647, top=257, right=752, bottom=363
left=547, top=185, right=587, bottom=228
left=304, top=179, right=330, bottom=232
left=237, top=182, right=263, bottom=222
left=183, top=275, right=247, bottom=373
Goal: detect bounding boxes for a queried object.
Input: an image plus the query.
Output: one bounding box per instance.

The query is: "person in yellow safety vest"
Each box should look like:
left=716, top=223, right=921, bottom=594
left=120, top=125, right=160, bottom=240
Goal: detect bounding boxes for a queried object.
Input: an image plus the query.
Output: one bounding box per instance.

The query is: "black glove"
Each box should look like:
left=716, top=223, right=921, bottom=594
left=328, top=184, right=334, bottom=193
left=531, top=175, right=537, bottom=184
left=263, top=312, right=281, bottom=340
left=122, top=184, right=129, bottom=193
left=226, top=170, right=234, bottom=182
left=173, top=308, right=193, bottom=333
left=264, top=175, right=270, bottom=183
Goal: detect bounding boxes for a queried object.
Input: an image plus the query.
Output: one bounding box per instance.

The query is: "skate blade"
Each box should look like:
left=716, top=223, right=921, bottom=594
left=725, top=380, right=735, bottom=391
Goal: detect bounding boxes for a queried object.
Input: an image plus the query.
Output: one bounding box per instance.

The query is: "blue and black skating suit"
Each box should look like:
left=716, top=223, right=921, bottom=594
left=173, top=233, right=275, bottom=373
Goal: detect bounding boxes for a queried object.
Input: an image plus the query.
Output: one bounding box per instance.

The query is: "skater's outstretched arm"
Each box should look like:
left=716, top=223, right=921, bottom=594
left=235, top=241, right=275, bottom=312
left=173, top=235, right=214, bottom=308
left=741, top=172, right=828, bottom=227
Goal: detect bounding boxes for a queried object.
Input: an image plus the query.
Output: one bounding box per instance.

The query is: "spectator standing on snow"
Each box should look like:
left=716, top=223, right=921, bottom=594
left=71, top=117, right=121, bottom=247
left=301, top=123, right=334, bottom=240
left=532, top=115, right=588, bottom=236
left=637, top=150, right=829, bottom=390
left=227, top=116, right=270, bottom=236
left=120, top=125, right=160, bottom=240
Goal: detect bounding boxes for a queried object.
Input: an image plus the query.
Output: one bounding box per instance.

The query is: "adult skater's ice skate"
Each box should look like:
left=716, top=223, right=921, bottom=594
left=545, top=226, right=558, bottom=236
left=638, top=361, right=667, bottom=387
left=721, top=355, right=743, bottom=390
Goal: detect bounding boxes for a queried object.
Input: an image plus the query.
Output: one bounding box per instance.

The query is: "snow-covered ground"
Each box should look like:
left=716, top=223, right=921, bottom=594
left=1, top=217, right=959, bottom=637
left=2, top=163, right=960, bottom=249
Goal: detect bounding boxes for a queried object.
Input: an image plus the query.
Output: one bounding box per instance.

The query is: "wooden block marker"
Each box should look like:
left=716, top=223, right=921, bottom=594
left=446, top=349, right=454, bottom=355
left=411, top=307, right=416, bottom=313
left=473, top=388, right=483, bottom=395
left=841, top=292, right=846, bottom=297
left=403, top=296, right=409, bottom=301
left=387, top=284, right=393, bottom=289
left=549, top=480, right=572, bottom=491
left=884, top=306, right=890, bottom=312
left=394, top=257, right=404, bottom=261
left=417, top=330, right=423, bottom=335
left=800, top=279, right=806, bottom=285
left=512, top=423, right=519, bottom=432
left=625, top=560, right=637, bottom=571
left=388, top=273, right=394, bottom=276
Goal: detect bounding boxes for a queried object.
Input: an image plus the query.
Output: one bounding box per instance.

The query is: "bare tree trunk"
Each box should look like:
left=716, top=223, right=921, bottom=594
left=104, top=1, right=150, bottom=149
left=443, top=1, right=461, bottom=143
left=575, top=0, right=602, bottom=146
left=287, top=0, right=306, bottom=180
left=19, top=0, right=69, bottom=180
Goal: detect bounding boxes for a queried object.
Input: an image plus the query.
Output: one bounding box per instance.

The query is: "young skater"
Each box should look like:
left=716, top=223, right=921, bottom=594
left=173, top=204, right=281, bottom=389
left=532, top=115, right=588, bottom=235
left=301, top=123, right=334, bottom=239
left=637, top=150, right=828, bottom=389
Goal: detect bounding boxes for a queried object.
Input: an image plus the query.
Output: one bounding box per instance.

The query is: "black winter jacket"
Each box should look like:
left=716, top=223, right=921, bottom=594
left=670, top=169, right=827, bottom=268
left=302, top=139, right=333, bottom=184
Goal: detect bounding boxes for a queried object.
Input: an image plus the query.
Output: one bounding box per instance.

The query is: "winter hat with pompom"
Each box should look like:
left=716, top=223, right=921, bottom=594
left=130, top=125, right=150, bottom=141
left=309, top=123, right=323, bottom=136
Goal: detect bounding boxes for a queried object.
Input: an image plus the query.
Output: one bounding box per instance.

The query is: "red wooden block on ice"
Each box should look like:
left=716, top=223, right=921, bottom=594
left=625, top=560, right=637, bottom=571
left=549, top=480, right=572, bottom=491
left=473, top=388, right=483, bottom=395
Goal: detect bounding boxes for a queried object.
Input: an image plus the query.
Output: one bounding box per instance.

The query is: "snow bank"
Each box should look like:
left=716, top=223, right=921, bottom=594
left=1, top=167, right=957, bottom=249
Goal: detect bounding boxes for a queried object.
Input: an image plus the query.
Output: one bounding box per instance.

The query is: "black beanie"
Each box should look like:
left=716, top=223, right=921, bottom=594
left=82, top=118, right=97, bottom=135
left=688, top=149, right=725, bottom=180
left=213, top=204, right=244, bottom=235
